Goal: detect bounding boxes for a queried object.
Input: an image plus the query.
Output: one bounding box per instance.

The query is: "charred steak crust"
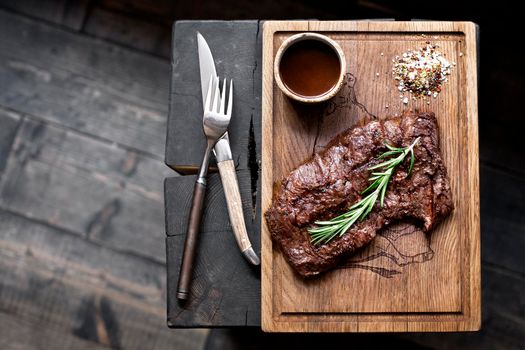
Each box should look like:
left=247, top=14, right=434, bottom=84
left=264, top=112, right=454, bottom=278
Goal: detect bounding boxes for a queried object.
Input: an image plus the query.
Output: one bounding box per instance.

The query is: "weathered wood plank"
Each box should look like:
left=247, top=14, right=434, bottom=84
left=0, top=0, right=90, bottom=31
left=0, top=114, right=172, bottom=262
left=165, top=175, right=261, bottom=327
left=83, top=6, right=171, bottom=58
left=480, top=164, right=525, bottom=275
left=166, top=234, right=261, bottom=327
left=0, top=109, right=21, bottom=176
left=0, top=209, right=208, bottom=350
left=0, top=9, right=169, bottom=156
left=165, top=23, right=263, bottom=329
left=165, top=172, right=257, bottom=237
left=0, top=209, right=166, bottom=310
left=165, top=20, right=261, bottom=172
left=0, top=311, right=110, bottom=350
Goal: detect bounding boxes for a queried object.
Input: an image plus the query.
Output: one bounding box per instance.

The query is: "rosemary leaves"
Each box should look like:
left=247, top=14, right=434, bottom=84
left=308, top=137, right=421, bottom=245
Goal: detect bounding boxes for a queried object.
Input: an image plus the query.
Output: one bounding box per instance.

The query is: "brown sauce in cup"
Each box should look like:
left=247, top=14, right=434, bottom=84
left=279, top=39, right=341, bottom=98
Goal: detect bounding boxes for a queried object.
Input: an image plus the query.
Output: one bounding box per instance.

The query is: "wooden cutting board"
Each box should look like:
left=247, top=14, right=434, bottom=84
left=261, top=21, right=480, bottom=332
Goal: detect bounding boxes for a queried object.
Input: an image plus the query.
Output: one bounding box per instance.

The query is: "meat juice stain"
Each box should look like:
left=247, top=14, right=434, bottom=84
left=279, top=40, right=341, bottom=97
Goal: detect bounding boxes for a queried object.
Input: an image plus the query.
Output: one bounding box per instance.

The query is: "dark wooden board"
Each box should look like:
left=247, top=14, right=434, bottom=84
left=0, top=9, right=169, bottom=157
left=165, top=21, right=263, bottom=327
left=165, top=20, right=262, bottom=173
left=165, top=175, right=261, bottom=327
left=165, top=172, right=258, bottom=237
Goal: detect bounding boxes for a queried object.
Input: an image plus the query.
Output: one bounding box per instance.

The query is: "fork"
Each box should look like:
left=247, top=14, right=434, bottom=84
left=177, top=75, right=233, bottom=301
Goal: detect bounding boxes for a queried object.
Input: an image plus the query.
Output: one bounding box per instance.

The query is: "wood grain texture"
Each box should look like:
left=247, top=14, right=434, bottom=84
left=0, top=9, right=169, bottom=157
left=165, top=171, right=257, bottom=238
left=165, top=175, right=261, bottom=327
left=0, top=8, right=207, bottom=347
left=165, top=20, right=262, bottom=172
left=0, top=208, right=208, bottom=350
left=0, top=109, right=21, bottom=175
left=261, top=21, right=480, bottom=332
left=0, top=111, right=173, bottom=262
left=218, top=159, right=254, bottom=252
left=165, top=20, right=263, bottom=326
left=0, top=311, right=110, bottom=350
left=0, top=0, right=90, bottom=30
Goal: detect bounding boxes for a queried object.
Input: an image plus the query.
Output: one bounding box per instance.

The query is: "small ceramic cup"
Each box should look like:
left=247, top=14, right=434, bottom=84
left=274, top=32, right=346, bottom=103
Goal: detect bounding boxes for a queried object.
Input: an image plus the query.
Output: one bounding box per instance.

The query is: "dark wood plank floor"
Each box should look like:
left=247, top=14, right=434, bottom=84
left=0, top=1, right=207, bottom=349
left=0, top=0, right=523, bottom=349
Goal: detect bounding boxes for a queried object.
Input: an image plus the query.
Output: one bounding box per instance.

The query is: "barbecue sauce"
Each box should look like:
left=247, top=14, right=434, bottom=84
left=279, top=39, right=341, bottom=98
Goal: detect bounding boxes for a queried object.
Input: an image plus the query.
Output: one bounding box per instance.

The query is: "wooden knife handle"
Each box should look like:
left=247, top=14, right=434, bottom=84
left=177, top=181, right=206, bottom=300
left=218, top=159, right=260, bottom=265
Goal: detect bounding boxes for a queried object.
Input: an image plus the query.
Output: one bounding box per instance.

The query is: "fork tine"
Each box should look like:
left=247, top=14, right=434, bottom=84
left=205, top=74, right=214, bottom=112
left=227, top=79, right=233, bottom=117
left=219, top=78, right=226, bottom=114
left=212, top=76, right=220, bottom=112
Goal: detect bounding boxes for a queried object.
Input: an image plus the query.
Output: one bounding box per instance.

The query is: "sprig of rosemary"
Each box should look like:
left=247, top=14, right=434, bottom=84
left=308, top=137, right=421, bottom=245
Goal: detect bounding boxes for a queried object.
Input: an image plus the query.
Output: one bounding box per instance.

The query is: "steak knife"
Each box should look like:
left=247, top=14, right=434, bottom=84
left=197, top=32, right=260, bottom=265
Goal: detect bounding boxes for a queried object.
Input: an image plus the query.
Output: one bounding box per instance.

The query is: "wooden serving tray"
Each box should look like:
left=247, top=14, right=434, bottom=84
left=261, top=21, right=480, bottom=332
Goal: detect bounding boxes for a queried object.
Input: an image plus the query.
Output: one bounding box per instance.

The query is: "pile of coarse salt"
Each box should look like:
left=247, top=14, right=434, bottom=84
left=392, top=43, right=454, bottom=104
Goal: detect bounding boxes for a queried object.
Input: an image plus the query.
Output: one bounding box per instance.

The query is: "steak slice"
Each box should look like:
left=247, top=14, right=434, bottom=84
left=264, top=112, right=453, bottom=278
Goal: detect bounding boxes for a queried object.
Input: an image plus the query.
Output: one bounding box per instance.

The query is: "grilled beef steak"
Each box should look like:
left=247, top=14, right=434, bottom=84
left=265, top=112, right=453, bottom=277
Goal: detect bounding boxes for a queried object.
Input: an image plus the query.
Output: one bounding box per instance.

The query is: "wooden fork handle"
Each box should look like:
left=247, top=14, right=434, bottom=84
left=177, top=181, right=206, bottom=300
left=217, top=159, right=260, bottom=265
